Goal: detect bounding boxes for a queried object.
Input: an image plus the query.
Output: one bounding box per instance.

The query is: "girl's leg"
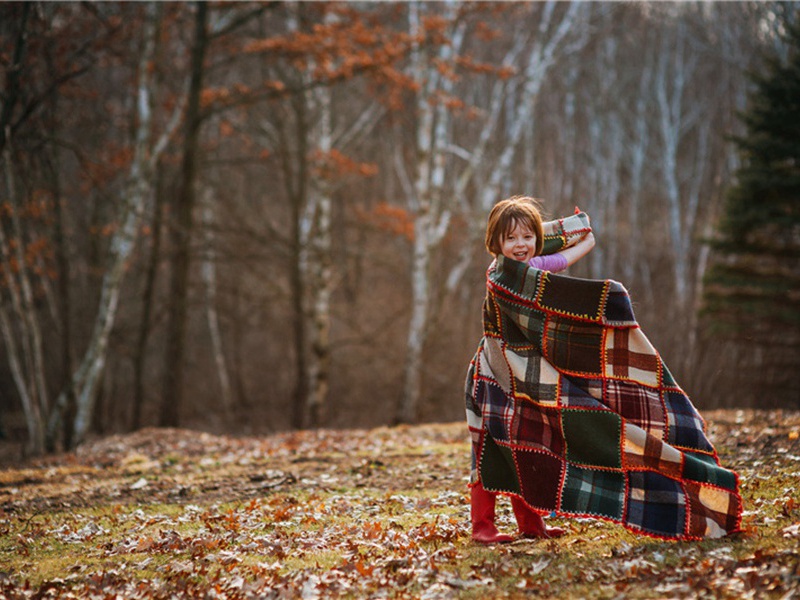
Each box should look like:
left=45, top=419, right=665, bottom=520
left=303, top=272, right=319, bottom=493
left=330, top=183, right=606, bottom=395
left=470, top=482, right=513, bottom=544
left=510, top=496, right=566, bottom=539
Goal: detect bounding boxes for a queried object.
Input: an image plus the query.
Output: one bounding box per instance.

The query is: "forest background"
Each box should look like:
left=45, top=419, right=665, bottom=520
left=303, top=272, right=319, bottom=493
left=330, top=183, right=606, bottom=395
left=1, top=0, right=798, bottom=457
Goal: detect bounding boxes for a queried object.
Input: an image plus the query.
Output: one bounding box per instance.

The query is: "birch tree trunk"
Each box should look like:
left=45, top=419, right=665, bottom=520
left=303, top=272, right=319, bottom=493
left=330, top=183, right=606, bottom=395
left=396, top=1, right=461, bottom=424
left=46, top=2, right=183, bottom=449
left=306, top=88, right=333, bottom=429
left=655, top=21, right=700, bottom=306
left=200, top=188, right=233, bottom=411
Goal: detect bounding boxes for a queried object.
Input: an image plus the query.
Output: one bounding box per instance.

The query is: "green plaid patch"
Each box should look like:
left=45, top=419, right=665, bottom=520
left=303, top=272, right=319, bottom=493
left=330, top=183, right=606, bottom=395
left=563, top=408, right=622, bottom=468
left=544, top=319, right=604, bottom=375
left=561, top=464, right=625, bottom=520
left=683, top=452, right=738, bottom=491
left=480, top=433, right=521, bottom=495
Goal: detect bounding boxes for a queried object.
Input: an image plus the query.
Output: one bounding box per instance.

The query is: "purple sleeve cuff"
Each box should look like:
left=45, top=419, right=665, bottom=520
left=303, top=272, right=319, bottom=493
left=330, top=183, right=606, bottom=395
left=528, top=253, right=568, bottom=273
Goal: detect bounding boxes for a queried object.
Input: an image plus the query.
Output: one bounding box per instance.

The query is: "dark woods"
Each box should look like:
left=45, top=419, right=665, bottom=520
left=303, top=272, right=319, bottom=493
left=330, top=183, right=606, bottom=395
left=0, top=1, right=796, bottom=455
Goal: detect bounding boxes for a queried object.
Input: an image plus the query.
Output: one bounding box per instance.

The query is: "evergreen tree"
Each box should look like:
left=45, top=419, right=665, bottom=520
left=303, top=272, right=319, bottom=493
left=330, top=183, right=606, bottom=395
left=704, top=20, right=800, bottom=407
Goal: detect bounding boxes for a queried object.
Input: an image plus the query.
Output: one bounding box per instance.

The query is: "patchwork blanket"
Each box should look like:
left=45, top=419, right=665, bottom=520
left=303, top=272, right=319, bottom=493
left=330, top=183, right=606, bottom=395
left=465, top=213, right=743, bottom=540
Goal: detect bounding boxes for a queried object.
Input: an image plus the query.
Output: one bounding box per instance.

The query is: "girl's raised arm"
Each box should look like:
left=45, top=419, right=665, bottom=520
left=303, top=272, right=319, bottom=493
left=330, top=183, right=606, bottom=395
left=558, top=232, right=595, bottom=267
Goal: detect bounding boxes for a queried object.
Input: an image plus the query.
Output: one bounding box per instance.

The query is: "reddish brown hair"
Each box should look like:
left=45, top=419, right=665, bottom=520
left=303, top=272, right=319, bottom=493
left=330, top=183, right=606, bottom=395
left=485, top=196, right=544, bottom=257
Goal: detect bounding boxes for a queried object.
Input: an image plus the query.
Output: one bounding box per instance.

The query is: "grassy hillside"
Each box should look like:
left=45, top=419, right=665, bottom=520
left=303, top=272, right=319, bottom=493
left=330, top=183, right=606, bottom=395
left=1, top=410, right=798, bottom=598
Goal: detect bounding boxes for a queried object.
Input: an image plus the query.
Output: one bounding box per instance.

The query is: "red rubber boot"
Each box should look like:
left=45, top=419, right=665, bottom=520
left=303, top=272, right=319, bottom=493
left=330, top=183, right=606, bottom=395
left=511, top=496, right=566, bottom=539
left=471, top=482, right=514, bottom=544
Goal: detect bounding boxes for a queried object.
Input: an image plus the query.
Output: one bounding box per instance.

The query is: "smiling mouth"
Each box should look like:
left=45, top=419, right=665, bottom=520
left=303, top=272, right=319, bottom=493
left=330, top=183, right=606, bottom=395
left=513, top=251, right=528, bottom=260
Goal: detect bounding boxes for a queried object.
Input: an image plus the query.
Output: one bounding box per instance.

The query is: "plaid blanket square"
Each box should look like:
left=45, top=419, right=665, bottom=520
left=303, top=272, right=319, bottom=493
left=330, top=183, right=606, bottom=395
left=510, top=401, right=565, bottom=454
left=507, top=349, right=559, bottom=404
left=515, top=448, right=564, bottom=510
left=684, top=480, right=741, bottom=538
left=545, top=320, right=604, bottom=375
left=476, top=378, right=513, bottom=443
left=468, top=250, right=743, bottom=540
left=537, top=272, right=609, bottom=321
left=682, top=452, right=738, bottom=491
left=604, top=328, right=661, bottom=387
left=561, top=464, right=625, bottom=520
left=627, top=471, right=687, bottom=537
left=480, top=432, right=521, bottom=495
left=563, top=408, right=623, bottom=469
left=663, top=390, right=714, bottom=452
left=479, top=337, right=512, bottom=391
left=603, top=283, right=637, bottom=324
left=623, top=422, right=683, bottom=479
left=605, top=380, right=666, bottom=433
left=500, top=309, right=546, bottom=351
left=559, top=376, right=605, bottom=408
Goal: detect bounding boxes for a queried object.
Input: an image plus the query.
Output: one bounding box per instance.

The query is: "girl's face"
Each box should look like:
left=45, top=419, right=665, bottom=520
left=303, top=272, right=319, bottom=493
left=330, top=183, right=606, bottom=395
left=501, top=221, right=537, bottom=263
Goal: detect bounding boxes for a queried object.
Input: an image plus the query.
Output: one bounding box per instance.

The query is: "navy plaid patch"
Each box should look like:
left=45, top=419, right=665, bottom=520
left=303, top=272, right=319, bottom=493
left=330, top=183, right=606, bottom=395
left=627, top=471, right=687, bottom=537
left=603, top=283, right=636, bottom=324
left=664, top=391, right=713, bottom=452
left=560, top=376, right=605, bottom=409
left=476, top=380, right=512, bottom=442
left=561, top=464, right=625, bottom=520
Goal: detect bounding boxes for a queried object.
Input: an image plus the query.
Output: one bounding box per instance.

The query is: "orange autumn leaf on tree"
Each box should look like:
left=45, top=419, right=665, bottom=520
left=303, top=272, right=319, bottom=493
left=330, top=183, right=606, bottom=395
left=312, top=149, right=378, bottom=181
left=355, top=202, right=414, bottom=241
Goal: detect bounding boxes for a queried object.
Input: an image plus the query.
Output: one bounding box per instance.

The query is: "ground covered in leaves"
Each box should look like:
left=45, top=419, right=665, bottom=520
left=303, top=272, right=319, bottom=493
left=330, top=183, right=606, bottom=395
left=0, top=409, right=798, bottom=599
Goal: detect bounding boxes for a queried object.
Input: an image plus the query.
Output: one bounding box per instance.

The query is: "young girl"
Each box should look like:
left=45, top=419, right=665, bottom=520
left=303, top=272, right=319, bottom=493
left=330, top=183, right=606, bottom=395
left=466, top=196, right=742, bottom=544
left=469, top=196, right=593, bottom=543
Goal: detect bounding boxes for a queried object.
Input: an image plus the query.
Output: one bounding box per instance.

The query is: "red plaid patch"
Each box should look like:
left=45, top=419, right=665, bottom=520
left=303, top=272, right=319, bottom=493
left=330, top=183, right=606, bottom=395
left=511, top=401, right=565, bottom=455
left=605, top=380, right=666, bottom=435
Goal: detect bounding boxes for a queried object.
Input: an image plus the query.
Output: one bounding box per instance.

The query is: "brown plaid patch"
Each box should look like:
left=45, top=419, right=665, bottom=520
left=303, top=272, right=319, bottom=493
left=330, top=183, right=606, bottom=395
left=604, top=328, right=660, bottom=387
left=622, top=423, right=682, bottom=479
left=684, top=480, right=741, bottom=538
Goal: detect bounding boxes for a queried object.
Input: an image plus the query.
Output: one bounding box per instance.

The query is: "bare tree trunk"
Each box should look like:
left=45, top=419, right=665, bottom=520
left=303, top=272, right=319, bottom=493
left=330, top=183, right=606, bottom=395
left=289, top=95, right=310, bottom=430
left=624, top=42, right=654, bottom=288
left=200, top=188, right=233, bottom=412
left=0, top=137, right=49, bottom=454
left=396, top=1, right=461, bottom=424
left=46, top=1, right=183, bottom=449
left=655, top=22, right=699, bottom=306
left=445, top=2, right=589, bottom=294
left=132, top=168, right=165, bottom=431
left=160, top=1, right=209, bottom=427
left=306, top=89, right=333, bottom=428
